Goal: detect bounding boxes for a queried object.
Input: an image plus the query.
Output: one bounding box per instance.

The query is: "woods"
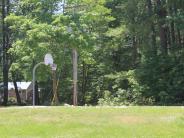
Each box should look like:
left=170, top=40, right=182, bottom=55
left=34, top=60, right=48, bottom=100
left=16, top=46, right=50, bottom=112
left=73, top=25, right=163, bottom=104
left=0, top=0, right=184, bottom=106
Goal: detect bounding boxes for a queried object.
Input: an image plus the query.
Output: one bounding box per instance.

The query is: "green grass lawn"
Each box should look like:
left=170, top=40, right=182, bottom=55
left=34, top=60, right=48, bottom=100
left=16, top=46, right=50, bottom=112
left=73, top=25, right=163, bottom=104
left=0, top=106, right=184, bottom=138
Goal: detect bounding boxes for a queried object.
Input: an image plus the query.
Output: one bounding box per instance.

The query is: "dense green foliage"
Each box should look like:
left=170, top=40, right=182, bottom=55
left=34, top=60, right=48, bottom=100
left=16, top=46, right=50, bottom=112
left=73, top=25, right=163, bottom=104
left=0, top=0, right=184, bottom=105
left=98, top=0, right=184, bottom=105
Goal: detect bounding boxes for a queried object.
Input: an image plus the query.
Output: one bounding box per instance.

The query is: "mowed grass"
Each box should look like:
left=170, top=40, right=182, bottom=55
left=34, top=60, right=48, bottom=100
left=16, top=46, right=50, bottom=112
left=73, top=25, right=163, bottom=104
left=0, top=106, right=184, bottom=138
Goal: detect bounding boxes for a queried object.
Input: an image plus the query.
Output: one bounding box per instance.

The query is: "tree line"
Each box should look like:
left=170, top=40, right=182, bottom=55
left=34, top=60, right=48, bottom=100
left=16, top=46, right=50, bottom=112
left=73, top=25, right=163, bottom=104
left=0, top=0, right=184, bottom=106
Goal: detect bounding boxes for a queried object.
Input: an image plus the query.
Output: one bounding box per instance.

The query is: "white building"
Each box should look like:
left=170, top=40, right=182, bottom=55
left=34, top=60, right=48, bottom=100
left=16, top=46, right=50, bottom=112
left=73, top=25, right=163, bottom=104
left=0, top=82, right=32, bottom=102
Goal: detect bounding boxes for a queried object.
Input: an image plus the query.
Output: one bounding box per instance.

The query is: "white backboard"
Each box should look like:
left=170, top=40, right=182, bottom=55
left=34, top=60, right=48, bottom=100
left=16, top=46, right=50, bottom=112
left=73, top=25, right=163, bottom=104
left=44, top=53, right=53, bottom=65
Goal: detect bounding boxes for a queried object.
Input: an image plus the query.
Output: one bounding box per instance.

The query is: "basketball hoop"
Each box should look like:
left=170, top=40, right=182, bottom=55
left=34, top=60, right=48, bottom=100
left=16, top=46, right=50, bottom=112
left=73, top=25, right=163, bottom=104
left=32, top=53, right=57, bottom=106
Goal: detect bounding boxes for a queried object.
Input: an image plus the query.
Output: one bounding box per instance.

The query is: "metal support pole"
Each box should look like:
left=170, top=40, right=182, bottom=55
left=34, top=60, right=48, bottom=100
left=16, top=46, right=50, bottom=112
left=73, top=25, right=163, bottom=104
left=32, top=62, right=44, bottom=106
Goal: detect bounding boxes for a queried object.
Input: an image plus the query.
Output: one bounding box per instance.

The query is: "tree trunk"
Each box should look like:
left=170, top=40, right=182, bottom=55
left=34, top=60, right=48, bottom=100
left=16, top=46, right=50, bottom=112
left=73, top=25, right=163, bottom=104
left=2, top=0, right=9, bottom=106
left=157, top=0, right=168, bottom=55
left=172, top=2, right=182, bottom=48
left=11, top=72, right=22, bottom=105
left=13, top=80, right=22, bottom=105
left=170, top=5, right=175, bottom=46
left=72, top=49, right=78, bottom=106
left=170, top=21, right=175, bottom=45
left=177, top=29, right=182, bottom=47
left=147, top=0, right=157, bottom=55
left=132, top=36, right=138, bottom=67
left=167, top=29, right=171, bottom=51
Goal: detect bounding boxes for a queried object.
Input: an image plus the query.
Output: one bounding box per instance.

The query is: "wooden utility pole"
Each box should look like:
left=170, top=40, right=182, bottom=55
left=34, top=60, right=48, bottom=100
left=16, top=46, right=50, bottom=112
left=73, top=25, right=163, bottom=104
left=62, top=2, right=86, bottom=106
left=72, top=49, right=78, bottom=106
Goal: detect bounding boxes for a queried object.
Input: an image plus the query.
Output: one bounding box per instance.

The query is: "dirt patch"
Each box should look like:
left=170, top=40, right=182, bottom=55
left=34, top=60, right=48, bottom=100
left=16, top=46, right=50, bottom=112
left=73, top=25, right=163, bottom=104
left=117, top=116, right=146, bottom=124
left=160, top=116, right=177, bottom=122
left=33, top=116, right=61, bottom=123
left=117, top=115, right=177, bottom=124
